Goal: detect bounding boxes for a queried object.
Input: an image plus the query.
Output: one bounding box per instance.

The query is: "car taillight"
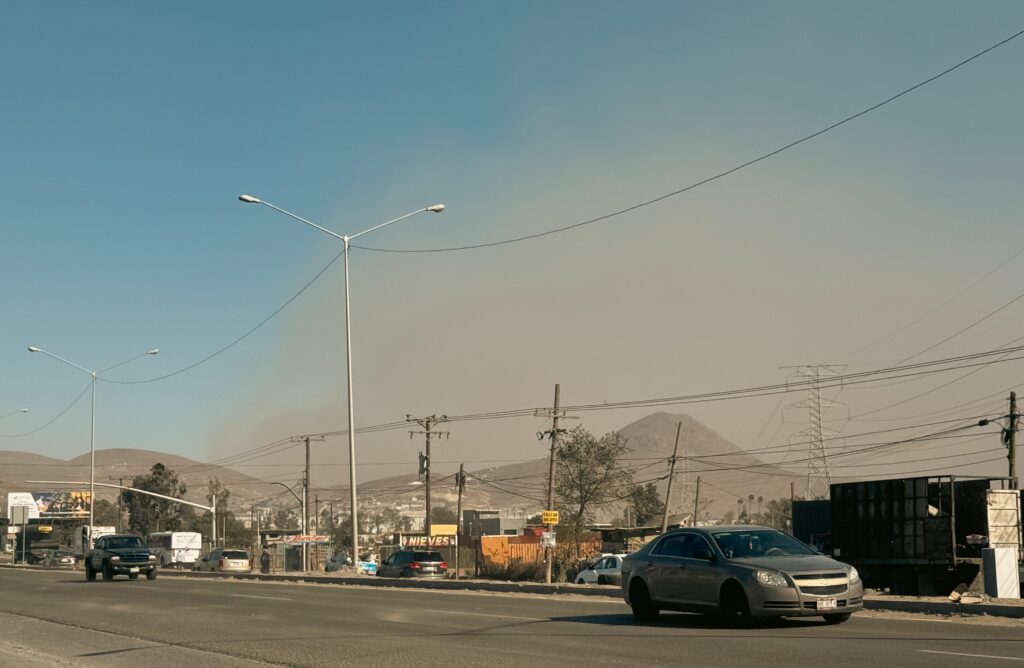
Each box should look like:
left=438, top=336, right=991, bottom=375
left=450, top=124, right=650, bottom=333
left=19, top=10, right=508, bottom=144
left=409, top=561, right=421, bottom=569
left=439, top=562, right=447, bottom=570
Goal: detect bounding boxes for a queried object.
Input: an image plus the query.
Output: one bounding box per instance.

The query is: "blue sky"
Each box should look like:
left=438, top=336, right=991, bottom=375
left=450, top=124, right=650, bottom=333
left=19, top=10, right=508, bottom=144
left=3, top=2, right=1024, bottom=493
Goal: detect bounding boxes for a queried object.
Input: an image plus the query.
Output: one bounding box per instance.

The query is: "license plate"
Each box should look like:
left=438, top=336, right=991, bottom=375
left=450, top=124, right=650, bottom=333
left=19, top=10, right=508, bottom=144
left=130, top=567, right=139, bottom=574
left=816, top=598, right=837, bottom=610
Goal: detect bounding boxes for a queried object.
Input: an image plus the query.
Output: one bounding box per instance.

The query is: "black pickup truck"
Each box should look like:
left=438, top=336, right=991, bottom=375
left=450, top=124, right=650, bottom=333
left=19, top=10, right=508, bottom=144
left=85, top=534, right=158, bottom=581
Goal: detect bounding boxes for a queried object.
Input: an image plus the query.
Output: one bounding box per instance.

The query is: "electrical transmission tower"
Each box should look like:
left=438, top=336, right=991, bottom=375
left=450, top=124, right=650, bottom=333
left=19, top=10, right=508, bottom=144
left=782, top=365, right=847, bottom=500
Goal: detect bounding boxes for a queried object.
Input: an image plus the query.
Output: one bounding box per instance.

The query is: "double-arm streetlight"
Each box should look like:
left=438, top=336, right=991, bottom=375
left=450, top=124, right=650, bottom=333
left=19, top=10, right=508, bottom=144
left=27, top=346, right=158, bottom=546
left=239, top=194, right=444, bottom=561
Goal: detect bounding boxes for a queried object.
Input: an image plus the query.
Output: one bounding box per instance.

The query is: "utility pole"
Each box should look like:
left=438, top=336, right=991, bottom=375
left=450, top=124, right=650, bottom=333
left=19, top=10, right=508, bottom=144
left=290, top=435, right=323, bottom=571
left=1008, top=391, right=1018, bottom=486
left=692, top=476, right=702, bottom=527
left=315, top=495, right=320, bottom=534
left=661, top=422, right=683, bottom=533
left=117, top=476, right=125, bottom=532
left=455, top=464, right=466, bottom=580
left=544, top=384, right=564, bottom=584
left=407, top=414, right=450, bottom=536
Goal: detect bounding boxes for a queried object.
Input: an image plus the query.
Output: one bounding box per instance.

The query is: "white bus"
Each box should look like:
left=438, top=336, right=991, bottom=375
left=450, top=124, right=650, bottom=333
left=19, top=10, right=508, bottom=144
left=148, top=531, right=202, bottom=568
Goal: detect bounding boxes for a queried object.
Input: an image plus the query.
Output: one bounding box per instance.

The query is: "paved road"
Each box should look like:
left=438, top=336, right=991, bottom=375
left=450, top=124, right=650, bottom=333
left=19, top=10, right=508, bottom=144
left=1, top=569, right=1022, bottom=667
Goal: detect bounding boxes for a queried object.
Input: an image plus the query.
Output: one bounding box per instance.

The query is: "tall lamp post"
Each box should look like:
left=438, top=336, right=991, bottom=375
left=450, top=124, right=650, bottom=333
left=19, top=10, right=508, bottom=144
left=28, top=346, right=158, bottom=547
left=239, top=194, right=444, bottom=563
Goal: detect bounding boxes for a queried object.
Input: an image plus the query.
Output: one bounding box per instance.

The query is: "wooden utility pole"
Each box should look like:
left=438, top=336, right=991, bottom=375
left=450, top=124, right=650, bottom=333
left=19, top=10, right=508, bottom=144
left=545, top=384, right=561, bottom=584
left=692, top=476, right=702, bottom=527
left=1009, top=392, right=1018, bottom=486
left=407, top=414, right=449, bottom=536
left=455, top=464, right=466, bottom=580
left=661, top=422, right=683, bottom=533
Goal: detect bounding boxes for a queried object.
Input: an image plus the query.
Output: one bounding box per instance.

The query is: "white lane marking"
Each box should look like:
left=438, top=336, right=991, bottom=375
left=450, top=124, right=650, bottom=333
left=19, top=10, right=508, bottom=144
left=423, top=609, right=545, bottom=622
left=919, top=650, right=1024, bottom=662
left=230, top=593, right=293, bottom=601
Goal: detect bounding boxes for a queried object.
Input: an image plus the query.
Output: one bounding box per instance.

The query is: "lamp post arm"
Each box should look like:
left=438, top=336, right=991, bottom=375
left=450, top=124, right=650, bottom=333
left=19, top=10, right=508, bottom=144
left=98, top=349, right=159, bottom=375
left=257, top=201, right=345, bottom=242
left=269, top=481, right=304, bottom=506
left=25, top=480, right=214, bottom=512
left=348, top=208, right=427, bottom=241
left=28, top=348, right=93, bottom=376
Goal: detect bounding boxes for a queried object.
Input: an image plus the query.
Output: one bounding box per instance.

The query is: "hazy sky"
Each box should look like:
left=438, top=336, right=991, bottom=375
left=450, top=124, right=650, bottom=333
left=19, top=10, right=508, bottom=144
left=3, top=2, right=1024, bottom=495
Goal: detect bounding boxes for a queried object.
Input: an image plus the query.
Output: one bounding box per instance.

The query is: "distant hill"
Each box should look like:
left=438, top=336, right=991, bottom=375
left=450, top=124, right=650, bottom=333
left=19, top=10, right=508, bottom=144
left=0, top=448, right=295, bottom=513
left=2, top=412, right=805, bottom=523
left=340, top=411, right=805, bottom=522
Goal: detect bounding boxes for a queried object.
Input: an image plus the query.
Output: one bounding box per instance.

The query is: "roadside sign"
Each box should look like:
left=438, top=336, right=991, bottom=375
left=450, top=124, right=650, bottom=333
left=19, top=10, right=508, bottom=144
left=542, top=510, right=559, bottom=525
left=541, top=533, right=556, bottom=548
left=11, top=506, right=29, bottom=525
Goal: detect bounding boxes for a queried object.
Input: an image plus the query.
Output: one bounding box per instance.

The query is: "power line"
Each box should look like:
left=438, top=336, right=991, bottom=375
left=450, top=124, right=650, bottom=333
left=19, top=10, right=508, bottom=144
left=68, top=28, right=1024, bottom=392
left=354, top=27, right=1024, bottom=255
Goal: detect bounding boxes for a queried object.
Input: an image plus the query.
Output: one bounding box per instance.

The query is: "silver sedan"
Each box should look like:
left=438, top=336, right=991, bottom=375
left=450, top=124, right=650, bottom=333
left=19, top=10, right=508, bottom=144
left=621, top=525, right=863, bottom=625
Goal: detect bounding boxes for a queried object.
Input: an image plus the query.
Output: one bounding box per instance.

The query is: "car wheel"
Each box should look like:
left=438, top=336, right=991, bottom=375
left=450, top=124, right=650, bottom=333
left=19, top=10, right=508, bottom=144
left=147, top=569, right=158, bottom=581
left=718, top=581, right=752, bottom=627
left=576, top=577, right=586, bottom=585
left=128, top=573, right=139, bottom=580
left=102, top=562, right=114, bottom=581
left=628, top=580, right=660, bottom=622
left=822, top=613, right=851, bottom=625
left=85, top=562, right=96, bottom=581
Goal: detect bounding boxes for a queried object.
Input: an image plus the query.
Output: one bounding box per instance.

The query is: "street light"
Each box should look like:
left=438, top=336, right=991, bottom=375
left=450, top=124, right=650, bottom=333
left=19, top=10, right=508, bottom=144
left=0, top=408, right=29, bottom=421
left=239, top=194, right=444, bottom=562
left=268, top=480, right=308, bottom=571
left=27, top=346, right=158, bottom=547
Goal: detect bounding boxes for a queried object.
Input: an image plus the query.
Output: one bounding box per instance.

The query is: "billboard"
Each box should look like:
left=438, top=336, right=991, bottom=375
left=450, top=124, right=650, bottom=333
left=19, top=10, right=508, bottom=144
left=6, top=491, right=91, bottom=520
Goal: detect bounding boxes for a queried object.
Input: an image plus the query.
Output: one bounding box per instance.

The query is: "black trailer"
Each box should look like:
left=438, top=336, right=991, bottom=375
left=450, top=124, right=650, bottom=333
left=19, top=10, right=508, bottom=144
left=828, top=475, right=1021, bottom=595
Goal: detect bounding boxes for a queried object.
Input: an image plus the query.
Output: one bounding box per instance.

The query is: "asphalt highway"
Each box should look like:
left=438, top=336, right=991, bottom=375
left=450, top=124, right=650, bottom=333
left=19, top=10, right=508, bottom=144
left=0, top=568, right=1022, bottom=667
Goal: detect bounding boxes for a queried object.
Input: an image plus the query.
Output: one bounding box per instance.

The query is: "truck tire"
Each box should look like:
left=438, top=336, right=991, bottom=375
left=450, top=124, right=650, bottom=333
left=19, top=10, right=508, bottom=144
left=146, top=569, right=158, bottom=581
left=85, top=562, right=96, bottom=581
left=128, top=573, right=139, bottom=580
left=102, top=561, right=114, bottom=581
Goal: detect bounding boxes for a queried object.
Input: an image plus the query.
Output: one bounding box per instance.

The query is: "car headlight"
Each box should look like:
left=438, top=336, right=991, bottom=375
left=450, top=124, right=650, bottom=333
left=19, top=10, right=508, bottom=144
left=110, top=556, right=120, bottom=562
left=149, top=554, right=157, bottom=561
left=848, top=567, right=860, bottom=583
left=755, top=570, right=789, bottom=587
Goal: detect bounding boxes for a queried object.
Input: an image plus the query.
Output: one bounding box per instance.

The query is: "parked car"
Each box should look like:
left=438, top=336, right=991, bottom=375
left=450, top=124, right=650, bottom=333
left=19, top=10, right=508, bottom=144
left=324, top=551, right=350, bottom=573
left=194, top=549, right=251, bottom=573
left=376, top=550, right=447, bottom=579
left=42, top=549, right=77, bottom=569
left=621, top=526, right=863, bottom=625
left=576, top=554, right=626, bottom=585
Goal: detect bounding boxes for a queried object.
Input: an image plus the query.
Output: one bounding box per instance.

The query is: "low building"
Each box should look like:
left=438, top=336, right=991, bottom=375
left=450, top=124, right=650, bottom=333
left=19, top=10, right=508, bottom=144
left=463, top=509, right=526, bottom=537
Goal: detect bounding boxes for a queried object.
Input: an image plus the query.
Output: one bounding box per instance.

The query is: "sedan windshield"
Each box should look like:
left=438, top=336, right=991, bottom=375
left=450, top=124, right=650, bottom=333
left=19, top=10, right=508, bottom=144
left=711, top=530, right=815, bottom=558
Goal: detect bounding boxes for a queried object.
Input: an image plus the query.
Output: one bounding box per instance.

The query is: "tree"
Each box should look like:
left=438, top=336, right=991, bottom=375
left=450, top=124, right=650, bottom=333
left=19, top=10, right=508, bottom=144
left=628, top=483, right=663, bottom=526
left=125, top=463, right=189, bottom=536
left=92, top=499, right=123, bottom=528
left=272, top=508, right=299, bottom=531
left=555, top=426, right=634, bottom=530
left=429, top=506, right=458, bottom=525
